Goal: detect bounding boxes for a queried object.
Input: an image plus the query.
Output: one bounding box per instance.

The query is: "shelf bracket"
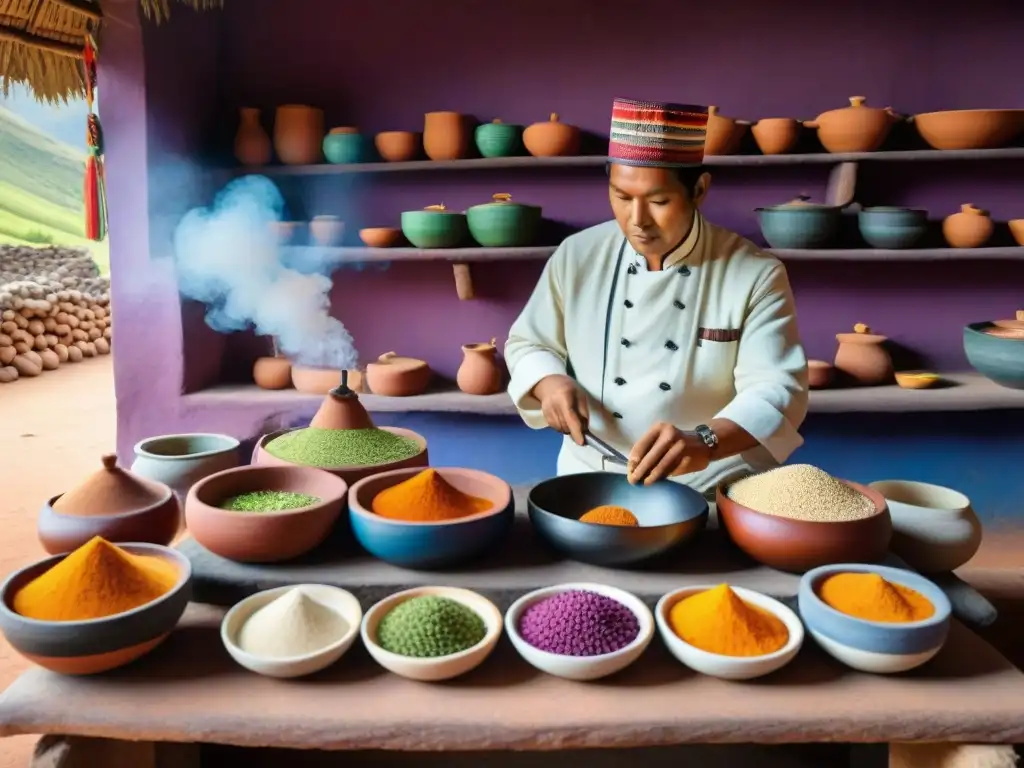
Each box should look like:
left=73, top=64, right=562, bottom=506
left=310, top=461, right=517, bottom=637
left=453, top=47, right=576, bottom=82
left=825, top=161, right=858, bottom=207
left=453, top=263, right=475, bottom=300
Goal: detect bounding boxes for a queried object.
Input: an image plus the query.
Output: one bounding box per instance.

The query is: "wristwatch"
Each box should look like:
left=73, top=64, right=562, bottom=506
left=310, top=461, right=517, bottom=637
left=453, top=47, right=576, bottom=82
left=693, top=424, right=719, bottom=453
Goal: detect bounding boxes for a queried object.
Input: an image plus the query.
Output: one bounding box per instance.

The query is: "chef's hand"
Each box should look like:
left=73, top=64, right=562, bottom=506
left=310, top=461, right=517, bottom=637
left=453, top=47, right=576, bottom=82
left=532, top=374, right=590, bottom=446
left=628, top=423, right=711, bottom=486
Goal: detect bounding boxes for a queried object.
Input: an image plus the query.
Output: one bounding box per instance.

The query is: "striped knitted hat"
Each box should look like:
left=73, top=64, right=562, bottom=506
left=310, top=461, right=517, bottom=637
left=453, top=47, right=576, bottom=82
left=609, top=98, right=708, bottom=168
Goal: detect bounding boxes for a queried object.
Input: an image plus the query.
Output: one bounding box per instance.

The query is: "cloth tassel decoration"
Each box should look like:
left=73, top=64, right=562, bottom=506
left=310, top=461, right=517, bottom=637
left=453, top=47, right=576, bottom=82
left=83, top=38, right=108, bottom=242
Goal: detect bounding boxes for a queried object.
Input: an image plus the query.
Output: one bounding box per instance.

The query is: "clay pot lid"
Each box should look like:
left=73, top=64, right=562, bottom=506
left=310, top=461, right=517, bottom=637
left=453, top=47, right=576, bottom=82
left=367, top=351, right=428, bottom=372
left=329, top=126, right=359, bottom=134
left=812, top=96, right=895, bottom=122
left=530, top=112, right=573, bottom=127
left=954, top=203, right=989, bottom=217
left=309, top=370, right=375, bottom=430
left=52, top=453, right=168, bottom=516
left=463, top=337, right=497, bottom=352
left=836, top=323, right=887, bottom=344
left=418, top=204, right=459, bottom=216
left=763, top=194, right=838, bottom=211
left=807, top=359, right=833, bottom=369
left=993, top=310, right=1024, bottom=331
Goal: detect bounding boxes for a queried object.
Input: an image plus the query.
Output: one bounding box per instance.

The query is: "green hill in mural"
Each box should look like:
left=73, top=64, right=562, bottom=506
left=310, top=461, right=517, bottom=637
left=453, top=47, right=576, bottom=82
left=0, top=107, right=108, bottom=273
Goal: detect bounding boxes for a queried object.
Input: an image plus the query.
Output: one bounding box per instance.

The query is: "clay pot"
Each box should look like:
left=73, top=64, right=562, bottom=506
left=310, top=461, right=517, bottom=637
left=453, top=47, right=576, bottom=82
left=807, top=359, right=834, bottom=389
left=751, top=118, right=801, bottom=155
left=310, top=372, right=374, bottom=430
left=803, top=96, right=898, bottom=154
left=309, top=215, right=345, bottom=247
left=375, top=131, right=421, bottom=162
left=523, top=113, right=581, bottom=157
left=833, top=324, right=894, bottom=386
left=1009, top=220, right=1024, bottom=246
left=253, top=356, right=292, bottom=389
left=273, top=105, right=325, bottom=165
left=291, top=365, right=363, bottom=395
left=457, top=338, right=504, bottom=395
left=942, top=204, right=993, bottom=248
left=704, top=106, right=749, bottom=156
left=270, top=221, right=304, bottom=245
left=131, top=433, right=240, bottom=501
left=992, top=310, right=1024, bottom=332
left=423, top=112, right=470, bottom=161
left=359, top=227, right=403, bottom=248
left=234, top=107, right=271, bottom=166
left=911, top=109, right=1024, bottom=151
left=364, top=352, right=432, bottom=397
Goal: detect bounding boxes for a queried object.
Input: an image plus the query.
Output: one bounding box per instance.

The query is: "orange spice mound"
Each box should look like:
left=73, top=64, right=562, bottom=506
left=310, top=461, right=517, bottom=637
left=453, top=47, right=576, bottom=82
left=578, top=505, right=639, bottom=527
left=817, top=572, right=935, bottom=623
left=370, top=468, right=493, bottom=522
left=669, top=584, right=789, bottom=657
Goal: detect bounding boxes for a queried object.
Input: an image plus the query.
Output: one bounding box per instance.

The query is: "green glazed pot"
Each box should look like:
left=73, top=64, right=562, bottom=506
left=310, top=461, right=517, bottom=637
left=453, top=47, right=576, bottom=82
left=323, top=128, right=366, bottom=164
left=474, top=119, right=525, bottom=158
left=466, top=193, right=542, bottom=247
left=400, top=206, right=469, bottom=249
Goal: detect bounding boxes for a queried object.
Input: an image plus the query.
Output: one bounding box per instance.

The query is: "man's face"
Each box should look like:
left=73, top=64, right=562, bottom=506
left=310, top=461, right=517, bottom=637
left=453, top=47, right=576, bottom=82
left=608, top=164, right=710, bottom=259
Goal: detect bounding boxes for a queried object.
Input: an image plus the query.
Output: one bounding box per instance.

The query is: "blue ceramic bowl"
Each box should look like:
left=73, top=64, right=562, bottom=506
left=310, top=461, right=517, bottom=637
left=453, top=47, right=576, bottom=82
left=799, top=563, right=951, bottom=674
left=858, top=207, right=928, bottom=249
left=964, top=323, right=1024, bottom=389
left=755, top=205, right=840, bottom=249
left=348, top=467, right=514, bottom=569
left=323, top=130, right=367, bottom=164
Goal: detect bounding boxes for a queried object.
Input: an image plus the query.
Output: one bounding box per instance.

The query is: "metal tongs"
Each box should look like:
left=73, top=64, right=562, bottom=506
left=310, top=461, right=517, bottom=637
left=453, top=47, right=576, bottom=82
left=584, top=431, right=630, bottom=467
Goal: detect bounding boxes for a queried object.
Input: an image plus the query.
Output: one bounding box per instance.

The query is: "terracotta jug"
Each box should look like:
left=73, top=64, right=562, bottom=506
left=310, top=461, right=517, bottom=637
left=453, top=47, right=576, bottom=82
left=523, top=113, right=581, bottom=157
left=234, top=107, right=272, bottom=166
left=942, top=203, right=993, bottom=248
left=833, top=323, right=894, bottom=386
left=273, top=105, right=325, bottom=165
left=457, top=338, right=504, bottom=395
left=423, top=111, right=469, bottom=161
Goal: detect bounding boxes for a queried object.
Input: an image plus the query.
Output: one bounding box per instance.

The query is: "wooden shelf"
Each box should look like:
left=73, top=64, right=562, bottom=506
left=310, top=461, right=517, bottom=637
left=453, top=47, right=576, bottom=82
left=182, top=373, right=1024, bottom=417
left=772, top=247, right=1024, bottom=261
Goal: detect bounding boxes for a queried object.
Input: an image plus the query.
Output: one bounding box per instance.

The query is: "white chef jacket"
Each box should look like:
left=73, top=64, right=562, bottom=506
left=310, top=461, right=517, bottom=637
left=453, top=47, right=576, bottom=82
left=505, top=214, right=809, bottom=493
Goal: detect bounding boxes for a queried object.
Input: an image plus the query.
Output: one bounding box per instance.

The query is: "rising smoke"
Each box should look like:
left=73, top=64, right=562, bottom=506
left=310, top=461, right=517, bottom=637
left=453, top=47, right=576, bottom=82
left=172, top=175, right=358, bottom=370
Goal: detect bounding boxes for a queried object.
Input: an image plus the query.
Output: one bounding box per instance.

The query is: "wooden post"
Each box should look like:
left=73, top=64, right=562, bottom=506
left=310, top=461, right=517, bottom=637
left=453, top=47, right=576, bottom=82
left=453, top=263, right=475, bottom=300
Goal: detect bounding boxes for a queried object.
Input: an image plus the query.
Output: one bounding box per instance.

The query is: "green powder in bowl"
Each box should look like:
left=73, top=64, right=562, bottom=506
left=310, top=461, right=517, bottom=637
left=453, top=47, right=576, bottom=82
left=376, top=596, right=487, bottom=658
left=265, top=427, right=422, bottom=468
left=218, top=490, right=320, bottom=512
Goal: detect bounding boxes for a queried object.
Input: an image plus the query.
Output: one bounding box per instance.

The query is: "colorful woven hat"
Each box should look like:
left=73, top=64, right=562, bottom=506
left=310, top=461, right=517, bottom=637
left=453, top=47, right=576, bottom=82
left=609, top=98, right=708, bottom=168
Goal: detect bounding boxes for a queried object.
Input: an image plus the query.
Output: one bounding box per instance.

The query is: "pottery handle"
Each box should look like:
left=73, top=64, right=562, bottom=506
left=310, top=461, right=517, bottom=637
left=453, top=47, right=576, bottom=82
left=848, top=96, right=867, bottom=107
left=549, top=112, right=559, bottom=122
left=101, top=453, right=118, bottom=470
left=490, top=337, right=497, bottom=347
left=1015, top=310, right=1024, bottom=321
left=707, top=105, right=719, bottom=116
left=802, top=119, right=819, bottom=129
left=379, top=351, right=397, bottom=362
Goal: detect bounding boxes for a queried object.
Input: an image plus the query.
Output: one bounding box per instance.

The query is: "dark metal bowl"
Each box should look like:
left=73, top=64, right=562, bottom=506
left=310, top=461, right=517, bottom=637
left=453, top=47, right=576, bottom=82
left=527, top=472, right=709, bottom=567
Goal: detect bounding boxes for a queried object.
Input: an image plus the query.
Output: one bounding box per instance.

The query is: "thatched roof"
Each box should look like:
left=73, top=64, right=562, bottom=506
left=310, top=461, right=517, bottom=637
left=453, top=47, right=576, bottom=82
left=0, top=0, right=221, bottom=103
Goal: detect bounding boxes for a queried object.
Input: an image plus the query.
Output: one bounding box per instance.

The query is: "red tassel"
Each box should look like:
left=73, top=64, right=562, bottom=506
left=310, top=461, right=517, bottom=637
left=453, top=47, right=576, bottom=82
left=84, top=155, right=100, bottom=241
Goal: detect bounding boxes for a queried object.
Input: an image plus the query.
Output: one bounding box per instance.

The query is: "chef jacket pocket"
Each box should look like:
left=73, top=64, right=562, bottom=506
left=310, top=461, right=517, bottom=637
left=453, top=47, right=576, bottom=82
left=693, top=327, right=740, bottom=390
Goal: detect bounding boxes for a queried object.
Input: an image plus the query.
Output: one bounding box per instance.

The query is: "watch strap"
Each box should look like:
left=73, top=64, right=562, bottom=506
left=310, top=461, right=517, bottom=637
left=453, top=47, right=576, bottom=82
left=694, top=423, right=718, bottom=451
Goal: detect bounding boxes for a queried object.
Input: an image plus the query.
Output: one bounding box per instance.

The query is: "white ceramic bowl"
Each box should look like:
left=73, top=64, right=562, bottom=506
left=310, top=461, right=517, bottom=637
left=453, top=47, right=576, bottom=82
left=505, top=582, right=654, bottom=681
left=361, top=586, right=502, bottom=682
left=655, top=585, right=804, bottom=680
left=221, top=584, right=362, bottom=679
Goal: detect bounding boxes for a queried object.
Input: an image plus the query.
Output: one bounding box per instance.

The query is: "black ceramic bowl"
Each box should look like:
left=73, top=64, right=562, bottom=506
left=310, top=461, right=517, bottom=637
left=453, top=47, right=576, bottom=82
left=0, top=543, right=192, bottom=675
left=527, top=472, right=709, bottom=567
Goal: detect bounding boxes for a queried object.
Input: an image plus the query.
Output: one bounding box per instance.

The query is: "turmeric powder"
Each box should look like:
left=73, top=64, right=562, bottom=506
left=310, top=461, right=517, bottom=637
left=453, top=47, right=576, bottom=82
left=13, top=537, right=180, bottom=622
left=370, top=468, right=493, bottom=522
left=579, top=505, right=639, bottom=527
left=668, top=584, right=789, bottom=657
left=817, top=572, right=934, bottom=623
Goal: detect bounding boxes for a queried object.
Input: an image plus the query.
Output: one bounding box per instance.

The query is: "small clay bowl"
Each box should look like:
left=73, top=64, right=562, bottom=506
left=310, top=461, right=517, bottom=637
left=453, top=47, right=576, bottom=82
left=37, top=486, right=181, bottom=556
left=361, top=586, right=502, bottom=681
left=374, top=131, right=421, bottom=162
left=655, top=585, right=804, bottom=680
left=271, top=221, right=304, bottom=245
left=221, top=584, right=362, bottom=679
left=291, top=365, right=343, bottom=394
left=895, top=371, right=942, bottom=390
left=716, top=479, right=892, bottom=574
left=1009, top=219, right=1024, bottom=247
left=798, top=563, right=951, bottom=674
left=505, top=582, right=654, bottom=681
left=527, top=472, right=709, bottom=567
left=359, top=227, right=403, bottom=248
left=0, top=544, right=191, bottom=675
left=348, top=467, right=513, bottom=569
left=185, top=464, right=348, bottom=563
left=807, top=359, right=834, bottom=389
left=253, top=426, right=429, bottom=486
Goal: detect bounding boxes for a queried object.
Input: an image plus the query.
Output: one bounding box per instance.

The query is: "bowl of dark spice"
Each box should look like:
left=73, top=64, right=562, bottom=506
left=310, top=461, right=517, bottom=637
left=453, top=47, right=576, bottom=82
left=185, top=465, right=348, bottom=563
left=505, top=582, right=654, bottom=681
left=361, top=586, right=502, bottom=681
left=348, top=467, right=514, bottom=568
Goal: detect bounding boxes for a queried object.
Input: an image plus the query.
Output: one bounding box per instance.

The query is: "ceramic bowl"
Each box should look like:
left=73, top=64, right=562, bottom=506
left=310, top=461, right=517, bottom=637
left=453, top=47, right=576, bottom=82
left=716, top=480, right=892, bottom=574
left=655, top=585, right=804, bottom=680
left=131, top=432, right=240, bottom=499
left=505, top=582, right=654, bottom=681
left=348, top=467, right=513, bottom=568
left=894, top=371, right=941, bottom=390
left=37, top=487, right=181, bottom=556
left=309, top=215, right=345, bottom=247
left=254, top=426, right=429, bottom=486
left=374, top=131, right=420, bottom=162
left=807, top=359, right=834, bottom=389
left=964, top=322, right=1024, bottom=389
left=400, top=210, right=468, bottom=249
left=271, top=221, right=304, bottom=245
left=798, top=563, right=951, bottom=674
left=868, top=480, right=982, bottom=573
left=185, top=464, right=347, bottom=563
left=361, top=586, right=502, bottom=681
left=527, top=472, right=708, bottom=567
left=911, top=109, right=1024, bottom=151
left=1009, top=220, right=1024, bottom=247
left=322, top=129, right=366, bottom=165
left=474, top=121, right=524, bottom=158
left=290, top=365, right=345, bottom=394
left=466, top=197, right=542, bottom=247
left=0, top=544, right=192, bottom=675
left=755, top=205, right=840, bottom=250
left=751, top=118, right=801, bottom=155
left=221, top=584, right=362, bottom=678
left=857, top=207, right=928, bottom=250
left=359, top=227, right=403, bottom=248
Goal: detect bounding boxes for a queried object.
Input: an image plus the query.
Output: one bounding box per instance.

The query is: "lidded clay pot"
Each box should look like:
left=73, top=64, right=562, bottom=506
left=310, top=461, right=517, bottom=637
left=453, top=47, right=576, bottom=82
left=457, top=338, right=504, bottom=395
left=53, top=453, right=170, bottom=516
left=234, top=107, right=272, bottom=166
left=833, top=323, right=894, bottom=386
left=751, top=117, right=801, bottom=155
left=523, top=113, right=581, bottom=157
left=253, top=355, right=292, bottom=390
left=985, top=310, right=1024, bottom=340
left=310, top=370, right=375, bottom=430
left=364, top=352, right=432, bottom=397
left=803, top=96, right=898, bottom=154
left=942, top=204, right=993, bottom=248
left=273, top=105, right=325, bottom=165
left=704, top=106, right=749, bottom=156
left=423, top=112, right=470, bottom=161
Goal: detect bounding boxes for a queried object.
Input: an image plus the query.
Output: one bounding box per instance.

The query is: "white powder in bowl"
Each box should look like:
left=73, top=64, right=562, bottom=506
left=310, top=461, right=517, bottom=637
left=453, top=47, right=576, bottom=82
left=237, top=588, right=349, bottom=659
left=727, top=464, right=876, bottom=522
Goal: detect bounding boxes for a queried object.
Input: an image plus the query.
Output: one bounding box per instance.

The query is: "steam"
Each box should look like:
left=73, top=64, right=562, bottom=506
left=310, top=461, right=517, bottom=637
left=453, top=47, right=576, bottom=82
left=172, top=175, right=358, bottom=370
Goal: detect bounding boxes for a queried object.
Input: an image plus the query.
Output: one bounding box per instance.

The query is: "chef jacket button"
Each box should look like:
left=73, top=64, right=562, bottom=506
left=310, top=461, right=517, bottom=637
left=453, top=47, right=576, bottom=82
left=627, top=264, right=637, bottom=275
left=677, top=266, right=691, bottom=276
left=614, top=377, right=626, bottom=386
left=620, top=337, right=631, bottom=348
left=624, top=299, right=633, bottom=308
left=673, top=300, right=685, bottom=310
left=612, top=412, right=623, bottom=419
left=659, top=382, right=671, bottom=391
left=665, top=340, right=678, bottom=351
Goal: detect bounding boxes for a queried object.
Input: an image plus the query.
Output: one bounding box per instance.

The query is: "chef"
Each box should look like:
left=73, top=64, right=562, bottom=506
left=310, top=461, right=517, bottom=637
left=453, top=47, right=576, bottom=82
left=505, top=97, right=809, bottom=494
